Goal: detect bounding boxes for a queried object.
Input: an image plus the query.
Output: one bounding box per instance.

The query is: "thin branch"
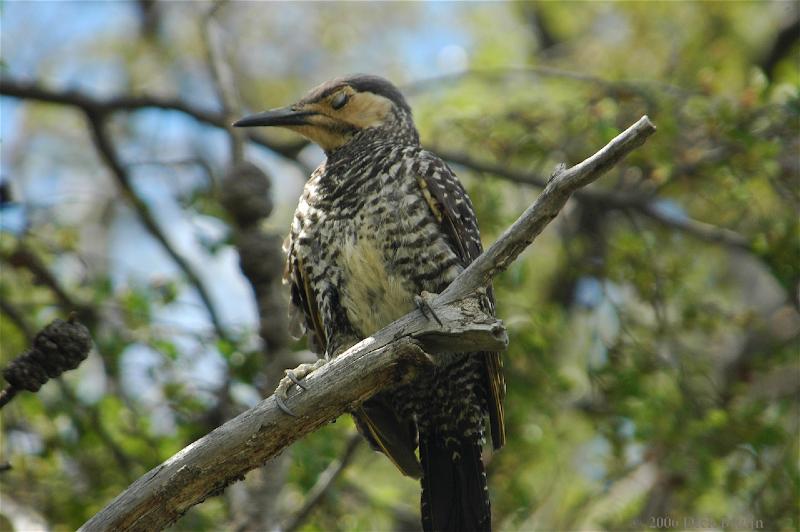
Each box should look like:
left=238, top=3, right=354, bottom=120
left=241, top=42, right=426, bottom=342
left=439, top=116, right=657, bottom=304
left=79, top=115, right=655, bottom=532
left=436, top=148, right=752, bottom=251
left=0, top=297, right=35, bottom=342
left=281, top=434, right=363, bottom=532
left=759, top=16, right=800, bottom=80
left=0, top=387, right=18, bottom=409
left=56, top=380, right=138, bottom=484
left=84, top=110, right=229, bottom=341
left=202, top=0, right=245, bottom=162
left=1, top=244, right=96, bottom=324
left=0, top=77, right=306, bottom=161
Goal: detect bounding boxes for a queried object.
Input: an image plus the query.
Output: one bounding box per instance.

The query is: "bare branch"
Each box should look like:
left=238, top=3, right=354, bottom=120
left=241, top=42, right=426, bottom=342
left=436, top=147, right=751, bottom=251
left=0, top=297, right=35, bottom=342
left=438, top=116, right=657, bottom=305
left=0, top=77, right=306, bottom=161
left=1, top=243, right=96, bottom=324
left=202, top=0, right=245, bottom=162
left=759, top=16, right=800, bottom=80
left=80, top=116, right=655, bottom=532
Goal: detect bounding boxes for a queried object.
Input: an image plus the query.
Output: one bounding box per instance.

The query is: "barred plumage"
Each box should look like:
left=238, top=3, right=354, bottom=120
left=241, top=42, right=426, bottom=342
left=235, top=74, right=505, bottom=531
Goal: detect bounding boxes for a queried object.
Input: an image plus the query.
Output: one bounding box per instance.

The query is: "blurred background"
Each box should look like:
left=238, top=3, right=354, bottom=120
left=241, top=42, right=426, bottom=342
left=1, top=1, right=798, bottom=531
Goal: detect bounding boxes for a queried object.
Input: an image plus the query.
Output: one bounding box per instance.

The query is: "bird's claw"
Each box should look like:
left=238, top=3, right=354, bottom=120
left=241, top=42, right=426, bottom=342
left=275, top=395, right=297, bottom=417
left=415, top=290, right=443, bottom=327
left=285, top=369, right=308, bottom=390
left=273, top=360, right=326, bottom=416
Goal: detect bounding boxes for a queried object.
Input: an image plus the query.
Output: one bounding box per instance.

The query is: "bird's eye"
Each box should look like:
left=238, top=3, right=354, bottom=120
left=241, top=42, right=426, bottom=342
left=331, top=92, right=348, bottom=110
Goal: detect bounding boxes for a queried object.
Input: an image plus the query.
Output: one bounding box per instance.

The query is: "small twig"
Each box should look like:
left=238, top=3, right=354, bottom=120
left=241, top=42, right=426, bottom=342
left=0, top=297, right=35, bottom=342
left=202, top=0, right=245, bottom=162
left=1, top=244, right=95, bottom=322
left=281, top=434, right=363, bottom=532
left=0, top=387, right=19, bottom=409
left=759, top=16, right=800, bottom=80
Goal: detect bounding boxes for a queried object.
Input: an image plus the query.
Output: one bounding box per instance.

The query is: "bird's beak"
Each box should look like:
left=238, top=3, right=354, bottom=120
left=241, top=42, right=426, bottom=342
left=233, top=106, right=316, bottom=128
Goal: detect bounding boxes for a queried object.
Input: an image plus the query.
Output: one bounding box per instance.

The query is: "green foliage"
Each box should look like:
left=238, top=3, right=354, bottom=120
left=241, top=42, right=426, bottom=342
left=1, top=2, right=798, bottom=531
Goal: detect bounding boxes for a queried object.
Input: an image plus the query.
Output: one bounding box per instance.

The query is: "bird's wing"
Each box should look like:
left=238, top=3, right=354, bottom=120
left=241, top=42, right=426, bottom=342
left=284, top=232, right=326, bottom=353
left=284, top=204, right=423, bottom=477
left=411, top=151, right=506, bottom=450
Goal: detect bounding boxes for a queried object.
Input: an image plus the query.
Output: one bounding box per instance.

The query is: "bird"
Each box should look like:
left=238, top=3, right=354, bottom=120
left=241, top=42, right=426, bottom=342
left=234, top=74, right=505, bottom=531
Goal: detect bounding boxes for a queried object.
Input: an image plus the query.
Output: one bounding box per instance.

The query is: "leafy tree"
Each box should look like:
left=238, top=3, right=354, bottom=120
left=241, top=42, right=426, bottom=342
left=1, top=2, right=797, bottom=530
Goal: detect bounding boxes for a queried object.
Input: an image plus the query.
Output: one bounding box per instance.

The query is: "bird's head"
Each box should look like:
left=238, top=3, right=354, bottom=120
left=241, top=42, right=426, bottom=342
left=233, top=74, right=418, bottom=153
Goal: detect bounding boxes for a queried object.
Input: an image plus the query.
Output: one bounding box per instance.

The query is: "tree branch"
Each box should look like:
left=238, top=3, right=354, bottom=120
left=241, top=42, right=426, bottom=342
left=436, top=148, right=751, bottom=251
left=84, top=110, right=230, bottom=341
left=758, top=16, right=800, bottom=80
left=438, top=116, right=657, bottom=304
left=0, top=77, right=306, bottom=161
left=79, top=115, right=655, bottom=532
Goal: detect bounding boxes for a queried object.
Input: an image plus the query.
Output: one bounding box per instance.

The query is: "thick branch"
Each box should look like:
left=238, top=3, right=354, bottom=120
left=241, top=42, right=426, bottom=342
left=79, top=337, right=433, bottom=532
left=80, top=115, right=655, bottom=532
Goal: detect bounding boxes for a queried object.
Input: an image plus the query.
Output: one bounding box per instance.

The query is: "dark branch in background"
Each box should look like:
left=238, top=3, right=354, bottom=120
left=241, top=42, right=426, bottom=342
left=436, top=149, right=752, bottom=251
left=759, top=16, right=800, bottom=80
left=55, top=379, right=138, bottom=483
left=521, top=3, right=559, bottom=51
left=0, top=78, right=307, bottom=162
left=79, top=115, right=656, bottom=532
left=202, top=0, right=245, bottom=162
left=281, top=434, right=363, bottom=532
left=1, top=244, right=96, bottom=324
left=0, top=297, right=35, bottom=342
left=220, top=161, right=301, bottom=530
left=0, top=317, right=93, bottom=409
left=84, top=110, right=230, bottom=341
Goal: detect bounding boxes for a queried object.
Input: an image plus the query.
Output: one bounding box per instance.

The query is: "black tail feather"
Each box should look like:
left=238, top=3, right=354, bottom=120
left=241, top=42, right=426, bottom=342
left=419, top=434, right=491, bottom=532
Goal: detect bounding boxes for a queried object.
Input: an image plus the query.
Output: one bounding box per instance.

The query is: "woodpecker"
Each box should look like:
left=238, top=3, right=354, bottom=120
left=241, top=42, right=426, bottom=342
left=234, top=74, right=505, bottom=531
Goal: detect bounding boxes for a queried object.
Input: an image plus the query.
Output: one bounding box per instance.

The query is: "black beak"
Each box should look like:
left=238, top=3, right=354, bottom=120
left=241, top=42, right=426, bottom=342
left=232, top=106, right=316, bottom=128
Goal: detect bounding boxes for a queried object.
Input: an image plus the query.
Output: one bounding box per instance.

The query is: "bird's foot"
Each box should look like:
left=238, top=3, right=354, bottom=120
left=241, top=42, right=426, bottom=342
left=414, top=290, right=443, bottom=327
left=274, top=359, right=326, bottom=416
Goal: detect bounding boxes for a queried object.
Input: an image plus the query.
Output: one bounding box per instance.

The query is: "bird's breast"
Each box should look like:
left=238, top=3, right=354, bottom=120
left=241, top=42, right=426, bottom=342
left=339, top=230, right=416, bottom=337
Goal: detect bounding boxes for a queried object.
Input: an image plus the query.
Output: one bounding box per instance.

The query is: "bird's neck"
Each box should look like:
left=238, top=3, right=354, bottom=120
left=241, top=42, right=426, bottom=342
left=325, top=110, right=420, bottom=163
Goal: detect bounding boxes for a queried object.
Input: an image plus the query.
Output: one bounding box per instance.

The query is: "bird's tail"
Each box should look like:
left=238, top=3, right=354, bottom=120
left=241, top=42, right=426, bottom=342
left=419, top=433, right=491, bottom=532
